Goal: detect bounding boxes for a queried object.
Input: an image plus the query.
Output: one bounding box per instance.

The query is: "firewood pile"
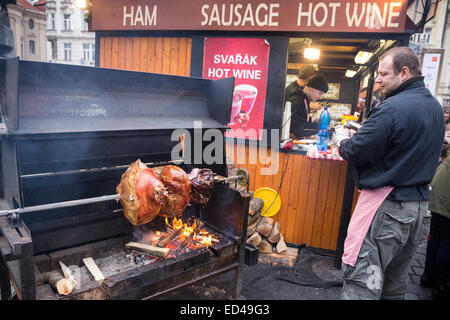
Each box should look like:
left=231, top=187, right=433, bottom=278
left=246, top=197, right=287, bottom=252
left=226, top=160, right=299, bottom=267
left=246, top=197, right=298, bottom=267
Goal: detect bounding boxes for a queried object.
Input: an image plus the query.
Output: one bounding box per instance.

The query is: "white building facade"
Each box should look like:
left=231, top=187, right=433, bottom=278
left=7, top=0, right=47, bottom=62
left=409, top=0, right=450, bottom=109
left=43, top=0, right=95, bottom=66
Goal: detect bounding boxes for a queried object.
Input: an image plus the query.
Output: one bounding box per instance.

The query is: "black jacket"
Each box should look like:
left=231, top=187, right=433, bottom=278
left=285, top=81, right=318, bottom=138
left=339, top=77, right=445, bottom=201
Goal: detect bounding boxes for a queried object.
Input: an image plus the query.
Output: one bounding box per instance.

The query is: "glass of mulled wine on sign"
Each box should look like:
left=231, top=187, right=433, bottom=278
left=235, top=84, right=258, bottom=116
left=230, top=90, right=243, bottom=124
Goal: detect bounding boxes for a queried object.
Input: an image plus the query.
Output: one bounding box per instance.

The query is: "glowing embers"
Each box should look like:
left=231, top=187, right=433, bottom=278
left=152, top=231, right=161, bottom=243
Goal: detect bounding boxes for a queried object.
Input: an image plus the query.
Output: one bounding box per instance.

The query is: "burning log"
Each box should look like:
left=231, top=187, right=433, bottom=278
left=156, top=228, right=182, bottom=247
left=176, top=220, right=205, bottom=254
left=125, top=242, right=170, bottom=258
left=157, top=216, right=195, bottom=247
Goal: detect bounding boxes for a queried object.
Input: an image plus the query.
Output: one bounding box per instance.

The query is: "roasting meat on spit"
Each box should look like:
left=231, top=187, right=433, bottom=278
left=116, top=160, right=215, bottom=226
left=187, top=168, right=215, bottom=206
left=151, top=165, right=191, bottom=218
left=116, top=160, right=167, bottom=226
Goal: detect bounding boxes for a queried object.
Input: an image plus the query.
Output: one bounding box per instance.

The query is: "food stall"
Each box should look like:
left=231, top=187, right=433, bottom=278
left=89, top=0, right=423, bottom=261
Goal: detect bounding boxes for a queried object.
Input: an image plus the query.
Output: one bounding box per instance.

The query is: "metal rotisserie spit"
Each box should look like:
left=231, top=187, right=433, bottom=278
left=0, top=58, right=251, bottom=300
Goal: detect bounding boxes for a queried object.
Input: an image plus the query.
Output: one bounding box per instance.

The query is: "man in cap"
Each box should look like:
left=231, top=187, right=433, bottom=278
left=286, top=73, right=329, bottom=139
left=286, top=64, right=316, bottom=93
left=335, top=47, right=445, bottom=300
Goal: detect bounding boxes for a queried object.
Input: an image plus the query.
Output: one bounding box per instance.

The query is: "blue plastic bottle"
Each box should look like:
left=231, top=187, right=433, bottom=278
left=317, top=107, right=330, bottom=152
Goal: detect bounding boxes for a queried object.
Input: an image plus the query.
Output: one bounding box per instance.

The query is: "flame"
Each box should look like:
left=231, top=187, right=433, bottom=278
left=152, top=231, right=161, bottom=242
left=162, top=217, right=216, bottom=249
left=183, top=224, right=194, bottom=237
left=194, top=229, right=214, bottom=247
left=165, top=217, right=183, bottom=230
left=200, top=235, right=213, bottom=247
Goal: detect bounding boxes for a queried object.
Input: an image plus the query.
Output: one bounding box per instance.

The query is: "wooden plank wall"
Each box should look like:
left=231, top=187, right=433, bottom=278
left=99, top=36, right=192, bottom=76
left=226, top=143, right=349, bottom=251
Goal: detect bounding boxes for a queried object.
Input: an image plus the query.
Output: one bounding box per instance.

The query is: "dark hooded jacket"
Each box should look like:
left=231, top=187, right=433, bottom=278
left=339, top=77, right=445, bottom=201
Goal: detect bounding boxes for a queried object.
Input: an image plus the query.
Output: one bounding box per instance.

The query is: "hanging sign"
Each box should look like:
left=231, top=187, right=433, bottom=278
left=91, top=0, right=409, bottom=34
left=202, top=38, right=270, bottom=140
left=421, top=49, right=444, bottom=96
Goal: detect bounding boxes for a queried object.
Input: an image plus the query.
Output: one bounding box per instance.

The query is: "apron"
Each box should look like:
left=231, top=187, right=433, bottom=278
left=342, top=186, right=394, bottom=267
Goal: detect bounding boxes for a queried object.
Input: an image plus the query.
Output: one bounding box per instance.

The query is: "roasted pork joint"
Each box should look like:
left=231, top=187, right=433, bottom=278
left=152, top=165, right=191, bottom=218
left=116, top=160, right=167, bottom=226
left=188, top=168, right=214, bottom=206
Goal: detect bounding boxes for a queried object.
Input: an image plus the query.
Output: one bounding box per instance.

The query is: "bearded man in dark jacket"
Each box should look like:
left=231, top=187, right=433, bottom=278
left=336, top=47, right=445, bottom=300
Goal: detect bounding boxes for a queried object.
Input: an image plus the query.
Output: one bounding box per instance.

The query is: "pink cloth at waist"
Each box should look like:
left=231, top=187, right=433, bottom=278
left=342, top=186, right=394, bottom=267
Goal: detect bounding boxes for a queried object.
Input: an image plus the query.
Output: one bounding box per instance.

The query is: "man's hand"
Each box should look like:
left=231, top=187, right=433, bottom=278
left=332, top=125, right=352, bottom=148
left=348, top=128, right=357, bottom=137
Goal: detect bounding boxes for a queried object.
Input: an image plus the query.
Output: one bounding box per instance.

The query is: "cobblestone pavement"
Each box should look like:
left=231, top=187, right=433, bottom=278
left=404, top=240, right=432, bottom=300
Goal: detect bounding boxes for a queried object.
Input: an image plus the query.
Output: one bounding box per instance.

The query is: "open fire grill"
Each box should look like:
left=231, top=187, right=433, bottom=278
left=0, top=58, right=251, bottom=300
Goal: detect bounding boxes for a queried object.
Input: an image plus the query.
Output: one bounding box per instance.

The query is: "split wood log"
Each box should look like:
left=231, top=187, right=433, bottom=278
left=258, top=247, right=298, bottom=267
left=125, top=242, right=170, bottom=258
left=59, top=261, right=77, bottom=295
left=276, top=234, right=288, bottom=254
left=256, top=217, right=274, bottom=237
left=268, top=221, right=281, bottom=244
left=247, top=232, right=262, bottom=246
left=248, top=209, right=261, bottom=225
left=247, top=214, right=261, bottom=236
left=249, top=197, right=264, bottom=216
left=40, top=271, right=74, bottom=296
left=83, top=257, right=105, bottom=284
left=156, top=228, right=181, bottom=247
left=259, top=239, right=273, bottom=254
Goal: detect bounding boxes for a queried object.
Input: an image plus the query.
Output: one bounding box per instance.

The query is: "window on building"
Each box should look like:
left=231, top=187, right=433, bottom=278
left=29, top=40, right=35, bottom=55
left=83, top=43, right=90, bottom=61
left=64, top=14, right=72, bottom=31
left=82, top=20, right=89, bottom=31
left=423, top=28, right=432, bottom=44
left=50, top=40, right=56, bottom=60
left=64, top=43, right=72, bottom=61
left=50, top=13, right=55, bottom=30
left=91, top=43, right=95, bottom=61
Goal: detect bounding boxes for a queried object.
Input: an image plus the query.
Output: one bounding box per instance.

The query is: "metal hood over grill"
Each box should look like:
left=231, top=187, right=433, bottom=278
left=1, top=58, right=234, bottom=134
